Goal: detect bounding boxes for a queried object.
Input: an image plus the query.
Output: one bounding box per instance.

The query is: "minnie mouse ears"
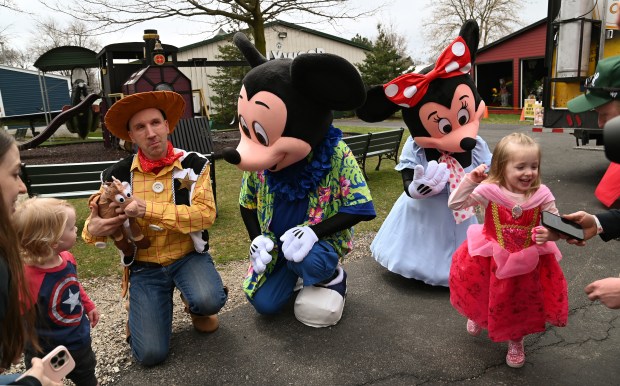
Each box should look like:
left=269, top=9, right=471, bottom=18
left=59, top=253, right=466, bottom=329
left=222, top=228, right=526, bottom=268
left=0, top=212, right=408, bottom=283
left=356, top=19, right=480, bottom=122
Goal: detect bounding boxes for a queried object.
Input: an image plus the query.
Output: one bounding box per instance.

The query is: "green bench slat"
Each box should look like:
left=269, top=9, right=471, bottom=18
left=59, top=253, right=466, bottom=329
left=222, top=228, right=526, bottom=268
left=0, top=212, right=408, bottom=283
left=341, top=128, right=405, bottom=179
left=29, top=181, right=103, bottom=195
left=343, top=134, right=370, bottom=159
left=169, top=117, right=218, bottom=207
left=27, top=171, right=103, bottom=185
left=23, top=161, right=118, bottom=176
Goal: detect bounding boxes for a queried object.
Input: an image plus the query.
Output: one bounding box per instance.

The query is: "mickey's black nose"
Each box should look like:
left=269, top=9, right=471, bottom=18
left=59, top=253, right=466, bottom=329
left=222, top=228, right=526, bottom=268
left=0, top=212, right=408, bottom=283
left=222, top=147, right=241, bottom=165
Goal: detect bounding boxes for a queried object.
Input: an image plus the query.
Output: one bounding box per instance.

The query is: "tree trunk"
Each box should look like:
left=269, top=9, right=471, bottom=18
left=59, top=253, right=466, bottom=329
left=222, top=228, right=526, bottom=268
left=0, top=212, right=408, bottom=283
left=249, top=3, right=267, bottom=56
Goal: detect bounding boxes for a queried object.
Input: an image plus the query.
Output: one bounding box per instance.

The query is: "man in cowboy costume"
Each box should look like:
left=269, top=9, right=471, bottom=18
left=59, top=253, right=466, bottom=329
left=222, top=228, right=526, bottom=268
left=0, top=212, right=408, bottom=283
left=82, top=90, right=227, bottom=366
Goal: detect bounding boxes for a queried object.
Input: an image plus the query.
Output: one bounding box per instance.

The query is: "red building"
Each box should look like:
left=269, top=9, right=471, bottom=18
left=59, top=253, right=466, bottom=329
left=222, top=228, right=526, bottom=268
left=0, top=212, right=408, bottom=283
left=475, top=19, right=547, bottom=113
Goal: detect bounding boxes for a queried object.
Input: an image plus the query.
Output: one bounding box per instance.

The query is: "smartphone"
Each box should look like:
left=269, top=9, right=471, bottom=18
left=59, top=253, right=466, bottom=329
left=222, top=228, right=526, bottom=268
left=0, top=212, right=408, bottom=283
left=41, top=345, right=76, bottom=382
left=541, top=211, right=585, bottom=241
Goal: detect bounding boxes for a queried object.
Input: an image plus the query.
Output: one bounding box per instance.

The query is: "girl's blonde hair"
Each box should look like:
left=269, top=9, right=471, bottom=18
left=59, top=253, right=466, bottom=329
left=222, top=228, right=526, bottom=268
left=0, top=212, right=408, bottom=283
left=13, top=197, right=74, bottom=265
left=485, top=132, right=542, bottom=196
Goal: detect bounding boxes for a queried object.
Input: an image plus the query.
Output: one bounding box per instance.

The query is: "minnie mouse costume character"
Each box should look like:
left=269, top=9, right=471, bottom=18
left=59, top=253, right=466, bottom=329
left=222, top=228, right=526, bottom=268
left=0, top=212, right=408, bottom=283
left=222, top=33, right=376, bottom=327
left=356, top=20, right=492, bottom=286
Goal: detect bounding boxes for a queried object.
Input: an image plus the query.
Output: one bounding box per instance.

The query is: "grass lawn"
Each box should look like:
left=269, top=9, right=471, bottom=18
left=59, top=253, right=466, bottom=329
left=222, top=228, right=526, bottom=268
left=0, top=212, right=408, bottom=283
left=68, top=114, right=521, bottom=278
left=69, top=128, right=404, bottom=278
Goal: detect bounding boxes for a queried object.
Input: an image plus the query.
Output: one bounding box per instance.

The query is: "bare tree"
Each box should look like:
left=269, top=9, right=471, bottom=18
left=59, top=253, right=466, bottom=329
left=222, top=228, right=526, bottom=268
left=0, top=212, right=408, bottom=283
left=26, top=18, right=102, bottom=84
left=0, top=42, right=32, bottom=68
left=0, top=0, right=20, bottom=11
left=30, top=18, right=102, bottom=56
left=422, top=0, right=528, bottom=58
left=0, top=0, right=27, bottom=66
left=38, top=0, right=383, bottom=55
left=380, top=22, right=411, bottom=63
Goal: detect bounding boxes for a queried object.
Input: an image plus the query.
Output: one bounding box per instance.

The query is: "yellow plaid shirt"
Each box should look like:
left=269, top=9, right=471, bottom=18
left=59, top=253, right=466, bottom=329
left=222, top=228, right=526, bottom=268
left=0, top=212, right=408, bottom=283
left=82, top=153, right=216, bottom=266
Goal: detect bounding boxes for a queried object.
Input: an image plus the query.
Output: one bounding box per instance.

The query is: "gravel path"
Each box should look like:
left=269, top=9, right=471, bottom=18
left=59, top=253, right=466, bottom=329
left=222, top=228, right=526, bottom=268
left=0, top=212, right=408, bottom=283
left=15, top=138, right=376, bottom=385
left=6, top=231, right=375, bottom=385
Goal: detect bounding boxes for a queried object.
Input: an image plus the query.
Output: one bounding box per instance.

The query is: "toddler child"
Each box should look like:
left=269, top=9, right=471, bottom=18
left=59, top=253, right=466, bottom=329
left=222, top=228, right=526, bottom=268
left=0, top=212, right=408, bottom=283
left=447, top=132, right=567, bottom=368
left=14, top=197, right=100, bottom=386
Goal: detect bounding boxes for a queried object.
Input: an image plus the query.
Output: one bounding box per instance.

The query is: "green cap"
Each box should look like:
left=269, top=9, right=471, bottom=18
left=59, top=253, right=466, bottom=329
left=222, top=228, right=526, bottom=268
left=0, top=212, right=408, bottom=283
left=567, top=55, right=620, bottom=113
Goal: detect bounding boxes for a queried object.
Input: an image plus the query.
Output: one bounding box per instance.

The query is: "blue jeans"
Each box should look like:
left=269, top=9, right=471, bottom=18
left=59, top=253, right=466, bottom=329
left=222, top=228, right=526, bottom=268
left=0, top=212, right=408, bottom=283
left=249, top=240, right=339, bottom=315
left=0, top=373, right=21, bottom=384
left=128, top=251, right=227, bottom=366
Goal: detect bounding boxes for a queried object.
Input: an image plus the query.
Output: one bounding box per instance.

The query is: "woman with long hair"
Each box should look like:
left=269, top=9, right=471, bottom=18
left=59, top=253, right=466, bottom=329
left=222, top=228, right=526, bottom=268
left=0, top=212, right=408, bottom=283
left=0, top=130, right=60, bottom=385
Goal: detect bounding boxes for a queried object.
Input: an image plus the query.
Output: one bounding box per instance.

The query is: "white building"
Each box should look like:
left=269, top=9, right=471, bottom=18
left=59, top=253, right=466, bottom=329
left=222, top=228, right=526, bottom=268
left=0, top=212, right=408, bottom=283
left=176, top=20, right=371, bottom=113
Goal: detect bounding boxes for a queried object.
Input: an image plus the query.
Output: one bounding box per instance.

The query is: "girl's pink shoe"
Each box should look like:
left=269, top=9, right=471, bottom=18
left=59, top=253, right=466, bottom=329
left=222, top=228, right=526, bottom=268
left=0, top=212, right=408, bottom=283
left=506, top=339, right=525, bottom=368
left=466, top=319, right=482, bottom=336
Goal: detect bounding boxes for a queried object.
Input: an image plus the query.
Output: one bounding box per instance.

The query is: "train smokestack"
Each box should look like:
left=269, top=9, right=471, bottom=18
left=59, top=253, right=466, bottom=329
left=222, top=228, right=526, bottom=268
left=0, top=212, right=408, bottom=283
left=143, top=29, right=160, bottom=65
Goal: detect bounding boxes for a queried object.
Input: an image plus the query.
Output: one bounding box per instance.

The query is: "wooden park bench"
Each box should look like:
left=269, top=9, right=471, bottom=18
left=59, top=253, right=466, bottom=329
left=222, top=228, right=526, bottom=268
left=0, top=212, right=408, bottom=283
left=342, top=133, right=371, bottom=179
left=21, top=160, right=119, bottom=199
left=169, top=117, right=217, bottom=205
left=21, top=117, right=218, bottom=202
left=365, top=127, right=405, bottom=172
left=342, top=127, right=405, bottom=179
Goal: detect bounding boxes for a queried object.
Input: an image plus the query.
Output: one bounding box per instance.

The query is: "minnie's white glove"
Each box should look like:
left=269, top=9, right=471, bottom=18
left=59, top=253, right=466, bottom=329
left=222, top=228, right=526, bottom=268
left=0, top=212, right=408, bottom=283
left=280, top=226, right=318, bottom=263
left=249, top=235, right=274, bottom=274
left=408, top=160, right=449, bottom=199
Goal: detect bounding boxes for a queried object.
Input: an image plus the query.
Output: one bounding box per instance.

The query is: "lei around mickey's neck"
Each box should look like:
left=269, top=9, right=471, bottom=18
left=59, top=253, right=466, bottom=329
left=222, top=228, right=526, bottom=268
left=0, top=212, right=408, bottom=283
left=265, top=126, right=342, bottom=201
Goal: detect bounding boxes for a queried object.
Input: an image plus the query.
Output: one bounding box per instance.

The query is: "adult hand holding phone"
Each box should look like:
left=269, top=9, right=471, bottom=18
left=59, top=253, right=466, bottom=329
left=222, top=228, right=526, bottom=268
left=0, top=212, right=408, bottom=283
left=541, top=211, right=585, bottom=241
left=42, top=346, right=75, bottom=382
left=16, top=357, right=63, bottom=386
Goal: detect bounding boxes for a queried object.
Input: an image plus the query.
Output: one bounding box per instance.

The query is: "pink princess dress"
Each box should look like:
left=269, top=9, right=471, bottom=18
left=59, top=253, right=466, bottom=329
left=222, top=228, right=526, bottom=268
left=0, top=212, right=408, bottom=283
left=449, top=182, right=568, bottom=342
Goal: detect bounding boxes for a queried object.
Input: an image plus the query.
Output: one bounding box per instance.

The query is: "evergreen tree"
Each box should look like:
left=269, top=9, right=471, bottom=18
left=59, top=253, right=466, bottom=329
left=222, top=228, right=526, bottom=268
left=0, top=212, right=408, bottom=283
left=351, top=34, right=372, bottom=49
left=209, top=42, right=250, bottom=126
left=357, top=24, right=412, bottom=87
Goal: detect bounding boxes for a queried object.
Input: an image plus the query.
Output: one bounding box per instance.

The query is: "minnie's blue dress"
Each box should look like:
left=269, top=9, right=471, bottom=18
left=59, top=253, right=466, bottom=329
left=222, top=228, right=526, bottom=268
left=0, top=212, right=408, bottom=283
left=370, top=135, right=492, bottom=286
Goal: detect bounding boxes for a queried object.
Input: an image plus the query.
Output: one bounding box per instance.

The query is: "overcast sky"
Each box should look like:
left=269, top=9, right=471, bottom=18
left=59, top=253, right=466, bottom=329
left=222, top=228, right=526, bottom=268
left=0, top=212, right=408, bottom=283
left=2, top=0, right=548, bottom=62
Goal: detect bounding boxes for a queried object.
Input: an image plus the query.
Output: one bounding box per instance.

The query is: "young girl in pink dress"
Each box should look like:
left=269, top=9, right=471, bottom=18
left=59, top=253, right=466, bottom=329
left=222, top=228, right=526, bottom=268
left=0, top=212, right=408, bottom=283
left=448, top=132, right=567, bottom=368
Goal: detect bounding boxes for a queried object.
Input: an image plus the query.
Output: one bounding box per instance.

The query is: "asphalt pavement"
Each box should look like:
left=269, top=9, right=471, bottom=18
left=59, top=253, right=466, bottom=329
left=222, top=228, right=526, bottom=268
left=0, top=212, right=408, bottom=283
left=114, top=121, right=620, bottom=385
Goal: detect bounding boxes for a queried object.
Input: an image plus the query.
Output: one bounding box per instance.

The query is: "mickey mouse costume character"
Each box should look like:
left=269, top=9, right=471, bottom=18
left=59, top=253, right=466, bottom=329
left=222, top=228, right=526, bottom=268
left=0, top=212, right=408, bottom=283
left=222, top=33, right=376, bottom=327
left=356, top=20, right=492, bottom=286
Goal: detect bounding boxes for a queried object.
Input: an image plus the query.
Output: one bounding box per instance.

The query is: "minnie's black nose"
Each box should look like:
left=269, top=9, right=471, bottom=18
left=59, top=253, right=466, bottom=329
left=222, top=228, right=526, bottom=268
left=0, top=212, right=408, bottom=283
left=222, top=147, right=241, bottom=165
left=460, top=137, right=477, bottom=151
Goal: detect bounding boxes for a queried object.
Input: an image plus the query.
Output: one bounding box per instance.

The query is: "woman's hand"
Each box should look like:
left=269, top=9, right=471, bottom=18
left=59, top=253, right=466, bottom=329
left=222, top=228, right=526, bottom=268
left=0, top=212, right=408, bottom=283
left=20, top=357, right=63, bottom=386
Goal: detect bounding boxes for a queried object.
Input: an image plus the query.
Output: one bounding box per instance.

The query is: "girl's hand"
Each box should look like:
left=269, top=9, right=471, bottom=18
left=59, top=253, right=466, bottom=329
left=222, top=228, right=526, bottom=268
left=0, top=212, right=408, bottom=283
left=532, top=225, right=560, bottom=244
left=88, top=308, right=100, bottom=328
left=468, top=164, right=488, bottom=184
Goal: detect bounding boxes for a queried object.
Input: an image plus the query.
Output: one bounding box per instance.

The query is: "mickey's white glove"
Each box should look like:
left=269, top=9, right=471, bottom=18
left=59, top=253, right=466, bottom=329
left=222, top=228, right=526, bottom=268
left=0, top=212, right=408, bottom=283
left=280, top=226, right=318, bottom=263
left=408, top=160, right=449, bottom=199
left=249, top=235, right=274, bottom=274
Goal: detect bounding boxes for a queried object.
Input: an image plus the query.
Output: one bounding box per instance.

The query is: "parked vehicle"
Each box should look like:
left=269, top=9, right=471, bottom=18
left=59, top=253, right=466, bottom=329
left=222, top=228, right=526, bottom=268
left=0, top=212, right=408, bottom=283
left=542, top=0, right=620, bottom=146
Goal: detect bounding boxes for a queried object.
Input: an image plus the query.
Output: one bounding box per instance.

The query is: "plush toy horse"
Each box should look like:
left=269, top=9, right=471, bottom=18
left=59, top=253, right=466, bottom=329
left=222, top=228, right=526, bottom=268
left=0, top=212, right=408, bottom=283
left=222, top=32, right=375, bottom=327
left=88, top=176, right=150, bottom=266
left=356, top=20, right=492, bottom=286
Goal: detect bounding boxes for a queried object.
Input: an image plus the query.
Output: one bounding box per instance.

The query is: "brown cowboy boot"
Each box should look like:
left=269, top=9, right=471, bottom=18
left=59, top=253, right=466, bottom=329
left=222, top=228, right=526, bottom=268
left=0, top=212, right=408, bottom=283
left=179, top=288, right=227, bottom=333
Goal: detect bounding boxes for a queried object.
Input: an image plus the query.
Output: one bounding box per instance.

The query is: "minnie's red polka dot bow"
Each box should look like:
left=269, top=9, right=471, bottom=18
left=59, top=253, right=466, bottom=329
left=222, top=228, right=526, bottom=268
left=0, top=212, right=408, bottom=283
left=383, top=36, right=472, bottom=108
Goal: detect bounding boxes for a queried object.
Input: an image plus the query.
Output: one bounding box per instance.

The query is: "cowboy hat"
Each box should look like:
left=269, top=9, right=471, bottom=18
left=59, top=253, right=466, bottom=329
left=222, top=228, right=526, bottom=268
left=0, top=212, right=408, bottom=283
left=104, top=91, right=185, bottom=141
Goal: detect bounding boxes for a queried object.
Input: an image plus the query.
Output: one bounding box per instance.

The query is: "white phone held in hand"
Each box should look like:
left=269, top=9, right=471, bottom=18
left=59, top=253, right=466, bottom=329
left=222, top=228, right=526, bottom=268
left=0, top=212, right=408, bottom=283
left=41, top=345, right=76, bottom=382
